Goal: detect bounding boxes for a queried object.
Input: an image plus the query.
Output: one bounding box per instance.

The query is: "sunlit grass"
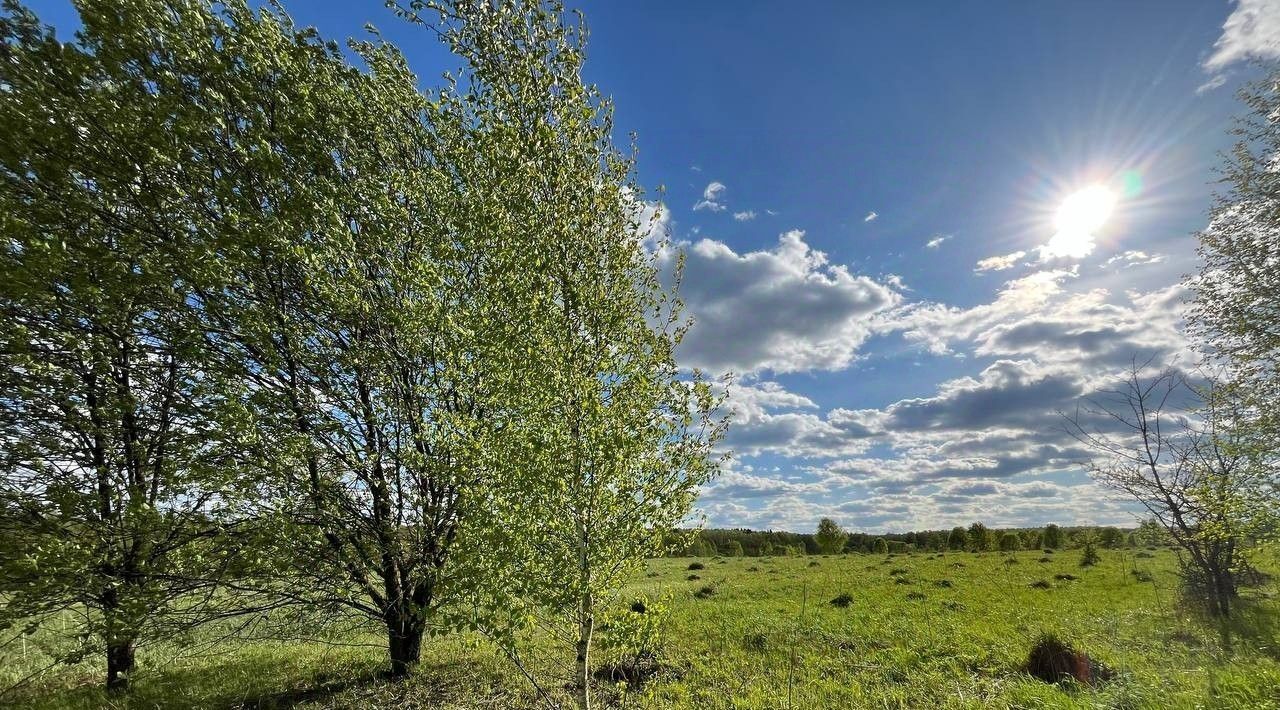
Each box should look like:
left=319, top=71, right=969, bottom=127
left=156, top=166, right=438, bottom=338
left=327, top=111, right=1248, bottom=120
left=3, top=547, right=1277, bottom=709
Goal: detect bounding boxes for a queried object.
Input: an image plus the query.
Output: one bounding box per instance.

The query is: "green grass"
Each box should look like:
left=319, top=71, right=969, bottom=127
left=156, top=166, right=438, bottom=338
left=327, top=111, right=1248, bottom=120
left=3, top=547, right=1278, bottom=709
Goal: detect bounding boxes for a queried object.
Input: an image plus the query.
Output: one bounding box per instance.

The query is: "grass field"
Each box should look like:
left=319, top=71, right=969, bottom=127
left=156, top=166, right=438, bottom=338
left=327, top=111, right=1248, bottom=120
left=3, top=547, right=1278, bottom=709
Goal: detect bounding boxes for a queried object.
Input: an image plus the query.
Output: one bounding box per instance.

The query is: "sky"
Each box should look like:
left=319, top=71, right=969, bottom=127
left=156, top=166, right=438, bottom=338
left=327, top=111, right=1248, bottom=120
left=25, top=0, right=1280, bottom=533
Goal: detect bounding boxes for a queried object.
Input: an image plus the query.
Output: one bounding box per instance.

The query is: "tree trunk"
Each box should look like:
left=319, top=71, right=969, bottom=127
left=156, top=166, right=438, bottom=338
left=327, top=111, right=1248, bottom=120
left=105, top=637, right=136, bottom=692
left=1213, top=567, right=1237, bottom=617
left=575, top=591, right=594, bottom=710
left=386, top=610, right=424, bottom=678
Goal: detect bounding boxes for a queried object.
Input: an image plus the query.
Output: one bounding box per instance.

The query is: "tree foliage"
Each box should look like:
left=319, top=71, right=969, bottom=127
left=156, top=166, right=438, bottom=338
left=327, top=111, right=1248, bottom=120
left=0, top=1, right=276, bottom=688
left=1190, top=67, right=1280, bottom=448
left=815, top=518, right=848, bottom=555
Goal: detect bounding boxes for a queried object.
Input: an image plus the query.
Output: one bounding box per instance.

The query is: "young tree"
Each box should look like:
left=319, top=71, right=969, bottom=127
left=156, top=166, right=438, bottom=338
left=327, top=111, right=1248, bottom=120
left=0, top=2, right=265, bottom=688
left=387, top=3, right=725, bottom=705
left=815, top=517, right=848, bottom=555
left=872, top=538, right=889, bottom=555
left=1098, top=527, right=1126, bottom=549
left=1135, top=518, right=1165, bottom=547
left=947, top=526, right=967, bottom=551
left=999, top=533, right=1022, bottom=552
left=1068, top=364, right=1274, bottom=615
left=1042, top=523, right=1063, bottom=549
left=1021, top=530, right=1043, bottom=550
left=1079, top=538, right=1101, bottom=567
left=967, top=522, right=991, bottom=552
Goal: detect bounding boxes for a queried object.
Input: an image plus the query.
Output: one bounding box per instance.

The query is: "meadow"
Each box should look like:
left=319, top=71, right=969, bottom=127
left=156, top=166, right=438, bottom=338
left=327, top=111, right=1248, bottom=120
left=3, top=546, right=1277, bottom=709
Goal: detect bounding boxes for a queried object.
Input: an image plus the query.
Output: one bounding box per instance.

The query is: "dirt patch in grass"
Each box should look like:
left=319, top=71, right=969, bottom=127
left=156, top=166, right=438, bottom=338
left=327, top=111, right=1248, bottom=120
left=1024, top=633, right=1113, bottom=687
left=830, top=593, right=854, bottom=608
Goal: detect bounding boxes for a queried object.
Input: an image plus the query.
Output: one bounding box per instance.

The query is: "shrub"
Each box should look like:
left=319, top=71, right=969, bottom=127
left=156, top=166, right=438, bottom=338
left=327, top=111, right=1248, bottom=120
left=830, top=593, right=854, bottom=608
left=808, top=561, right=820, bottom=567
left=889, top=568, right=908, bottom=576
left=1003, top=557, right=1019, bottom=566
left=1043, top=549, right=1055, bottom=554
left=1038, top=556, right=1052, bottom=563
left=999, top=533, right=1022, bottom=551
left=686, top=574, right=700, bottom=581
left=1029, top=579, right=1052, bottom=589
left=1131, top=569, right=1153, bottom=583
left=894, top=577, right=911, bottom=585
left=1054, top=573, right=1079, bottom=581
left=873, top=538, right=889, bottom=554
left=742, top=632, right=768, bottom=652
left=906, top=592, right=926, bottom=601
left=934, top=579, right=953, bottom=588
left=942, top=600, right=965, bottom=611
left=687, top=562, right=705, bottom=571
left=693, top=584, right=717, bottom=599
left=596, top=595, right=671, bottom=689
left=747, top=566, right=759, bottom=572
left=1080, top=540, right=1101, bottom=567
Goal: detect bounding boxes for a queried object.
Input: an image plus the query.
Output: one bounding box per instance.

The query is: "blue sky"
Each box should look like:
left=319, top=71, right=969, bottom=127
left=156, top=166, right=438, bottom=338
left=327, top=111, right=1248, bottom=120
left=27, top=0, right=1280, bottom=532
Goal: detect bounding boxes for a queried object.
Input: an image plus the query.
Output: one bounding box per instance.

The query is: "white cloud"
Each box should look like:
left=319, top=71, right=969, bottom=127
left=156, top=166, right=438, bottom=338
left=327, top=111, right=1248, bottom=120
left=687, top=264, right=1192, bottom=532
left=925, top=234, right=951, bottom=249
left=1101, top=250, right=1166, bottom=269
left=1203, top=0, right=1274, bottom=71
left=733, top=210, right=757, bottom=221
left=974, top=250, right=1026, bottom=272
left=1201, top=0, right=1280, bottom=91
left=891, top=268, right=1077, bottom=355
left=766, top=209, right=779, bottom=216
left=694, top=181, right=727, bottom=212
left=663, top=230, right=901, bottom=375
left=864, top=211, right=878, bottom=222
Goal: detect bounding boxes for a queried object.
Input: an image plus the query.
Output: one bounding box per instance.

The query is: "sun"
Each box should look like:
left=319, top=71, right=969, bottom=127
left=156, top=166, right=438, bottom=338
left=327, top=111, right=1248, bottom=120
left=1042, top=185, right=1117, bottom=259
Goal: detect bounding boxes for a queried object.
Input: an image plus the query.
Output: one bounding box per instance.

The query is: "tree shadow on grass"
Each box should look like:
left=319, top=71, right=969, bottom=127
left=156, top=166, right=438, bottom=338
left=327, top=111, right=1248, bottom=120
left=232, top=674, right=396, bottom=709
left=1216, top=595, right=1280, bottom=661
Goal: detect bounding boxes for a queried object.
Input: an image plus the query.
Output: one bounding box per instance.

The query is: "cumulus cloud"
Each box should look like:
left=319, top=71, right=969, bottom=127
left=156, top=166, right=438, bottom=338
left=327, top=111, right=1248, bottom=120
left=664, top=230, right=901, bottom=375
left=692, top=265, right=1192, bottom=531
left=1201, top=0, right=1280, bottom=92
left=718, top=382, right=876, bottom=458
left=878, top=359, right=1082, bottom=433
left=926, top=234, right=951, bottom=249
left=733, top=210, right=757, bottom=221
left=891, top=268, right=1077, bottom=355
left=694, top=181, right=727, bottom=212
left=864, top=211, right=879, bottom=222
left=974, top=250, right=1026, bottom=272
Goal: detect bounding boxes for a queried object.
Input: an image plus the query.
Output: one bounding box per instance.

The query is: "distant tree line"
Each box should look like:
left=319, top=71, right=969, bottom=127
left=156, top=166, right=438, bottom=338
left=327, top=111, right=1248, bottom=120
left=668, top=519, right=1157, bottom=557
